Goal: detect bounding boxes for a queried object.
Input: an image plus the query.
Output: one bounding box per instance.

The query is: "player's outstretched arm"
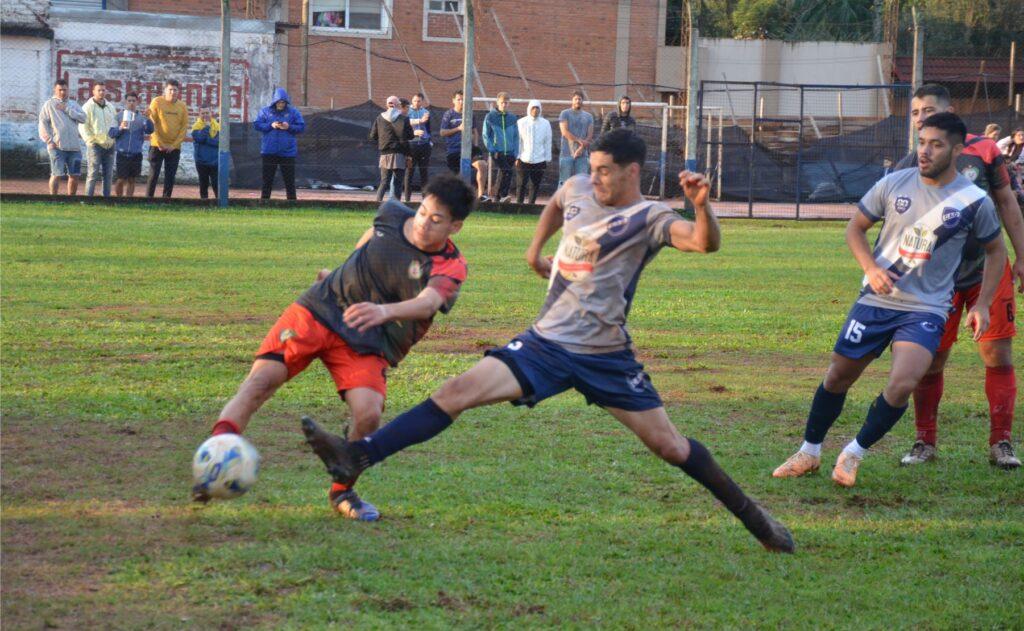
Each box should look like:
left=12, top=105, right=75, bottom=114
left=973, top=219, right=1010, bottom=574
left=966, top=235, right=1009, bottom=340
left=846, top=212, right=895, bottom=295
left=525, top=196, right=565, bottom=278
left=668, top=171, right=720, bottom=253
left=343, top=287, right=446, bottom=332
left=991, top=184, right=1024, bottom=292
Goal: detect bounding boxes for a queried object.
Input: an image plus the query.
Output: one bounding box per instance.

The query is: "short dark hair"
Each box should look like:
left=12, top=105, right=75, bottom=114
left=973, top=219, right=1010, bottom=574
left=593, top=129, right=646, bottom=166
left=165, top=79, right=181, bottom=88
left=571, top=90, right=585, bottom=100
left=914, top=83, right=951, bottom=105
left=452, top=89, right=463, bottom=98
left=54, top=79, right=67, bottom=87
left=920, top=112, right=967, bottom=146
left=125, top=91, right=139, bottom=100
left=423, top=173, right=475, bottom=221
left=399, top=97, right=410, bottom=107
left=91, top=80, right=105, bottom=88
left=414, top=92, right=425, bottom=100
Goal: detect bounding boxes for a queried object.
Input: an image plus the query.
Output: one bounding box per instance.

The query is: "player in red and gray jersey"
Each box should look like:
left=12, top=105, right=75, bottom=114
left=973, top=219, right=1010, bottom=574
left=893, top=84, right=1024, bottom=469
left=191, top=174, right=475, bottom=518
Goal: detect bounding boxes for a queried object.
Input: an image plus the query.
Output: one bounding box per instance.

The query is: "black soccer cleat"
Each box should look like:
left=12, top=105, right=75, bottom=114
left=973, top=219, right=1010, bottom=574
left=739, top=499, right=796, bottom=554
left=300, top=415, right=368, bottom=486
left=191, top=484, right=212, bottom=504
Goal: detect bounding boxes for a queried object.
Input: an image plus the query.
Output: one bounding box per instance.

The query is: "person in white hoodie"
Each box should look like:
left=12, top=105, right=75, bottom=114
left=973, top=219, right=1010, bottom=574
left=515, top=99, right=552, bottom=204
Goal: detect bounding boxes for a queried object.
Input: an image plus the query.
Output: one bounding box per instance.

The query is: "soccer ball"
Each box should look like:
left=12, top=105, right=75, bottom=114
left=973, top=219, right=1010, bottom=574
left=192, top=434, right=261, bottom=500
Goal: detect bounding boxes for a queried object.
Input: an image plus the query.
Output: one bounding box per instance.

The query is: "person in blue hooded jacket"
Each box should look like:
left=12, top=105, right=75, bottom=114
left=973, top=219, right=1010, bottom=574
left=191, top=105, right=221, bottom=200
left=254, top=87, right=305, bottom=200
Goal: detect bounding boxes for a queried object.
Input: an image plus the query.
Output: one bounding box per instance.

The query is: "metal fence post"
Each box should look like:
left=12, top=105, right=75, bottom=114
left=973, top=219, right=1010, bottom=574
left=659, top=104, right=668, bottom=198
left=796, top=86, right=804, bottom=220
left=747, top=83, right=757, bottom=218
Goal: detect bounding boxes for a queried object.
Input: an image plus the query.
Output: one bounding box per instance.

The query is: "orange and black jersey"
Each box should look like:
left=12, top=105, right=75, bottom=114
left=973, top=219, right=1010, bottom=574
left=895, top=134, right=1010, bottom=289
left=297, top=200, right=467, bottom=367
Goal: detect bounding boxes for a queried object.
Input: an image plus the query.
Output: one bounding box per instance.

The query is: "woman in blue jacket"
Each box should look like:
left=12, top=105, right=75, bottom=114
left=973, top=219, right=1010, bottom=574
left=191, top=106, right=221, bottom=200
left=253, top=88, right=305, bottom=200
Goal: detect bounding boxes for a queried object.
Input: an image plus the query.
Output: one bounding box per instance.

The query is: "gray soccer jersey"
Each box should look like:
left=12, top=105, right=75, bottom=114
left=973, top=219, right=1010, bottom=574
left=856, top=168, right=1001, bottom=317
left=531, top=175, right=684, bottom=353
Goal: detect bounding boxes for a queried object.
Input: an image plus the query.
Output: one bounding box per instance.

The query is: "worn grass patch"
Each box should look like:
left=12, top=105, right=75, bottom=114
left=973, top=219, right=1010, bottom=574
left=2, top=202, right=1022, bottom=629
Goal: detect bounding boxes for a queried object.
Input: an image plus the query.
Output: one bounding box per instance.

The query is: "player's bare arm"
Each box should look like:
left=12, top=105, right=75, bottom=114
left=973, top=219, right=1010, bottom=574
left=558, top=120, right=581, bottom=145
left=990, top=183, right=1024, bottom=292
left=343, top=287, right=446, bottom=332
left=668, top=171, right=721, bottom=253
left=846, top=211, right=895, bottom=295
left=525, top=195, right=565, bottom=279
left=965, top=235, right=1009, bottom=340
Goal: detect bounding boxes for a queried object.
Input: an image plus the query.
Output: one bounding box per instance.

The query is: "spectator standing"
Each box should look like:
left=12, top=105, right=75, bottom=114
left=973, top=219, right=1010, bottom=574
left=147, top=80, right=189, bottom=198
left=368, top=95, right=413, bottom=202
left=191, top=105, right=221, bottom=200
left=404, top=92, right=432, bottom=203
left=983, top=123, right=1002, bottom=142
left=254, top=87, right=305, bottom=200
left=558, top=91, right=594, bottom=186
left=996, top=128, right=1024, bottom=164
left=601, top=95, right=637, bottom=135
left=439, top=90, right=488, bottom=199
left=79, top=81, right=118, bottom=197
left=38, top=78, right=86, bottom=196
left=515, top=99, right=551, bottom=204
left=483, top=92, right=520, bottom=202
left=109, top=91, right=154, bottom=198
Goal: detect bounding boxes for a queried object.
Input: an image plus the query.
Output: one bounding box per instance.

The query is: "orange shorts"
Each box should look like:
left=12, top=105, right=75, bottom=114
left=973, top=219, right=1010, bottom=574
left=938, top=262, right=1017, bottom=352
left=256, top=303, right=388, bottom=397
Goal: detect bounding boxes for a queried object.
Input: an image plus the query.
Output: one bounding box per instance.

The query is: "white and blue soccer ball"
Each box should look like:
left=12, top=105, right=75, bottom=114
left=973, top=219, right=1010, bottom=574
left=192, top=434, right=261, bottom=500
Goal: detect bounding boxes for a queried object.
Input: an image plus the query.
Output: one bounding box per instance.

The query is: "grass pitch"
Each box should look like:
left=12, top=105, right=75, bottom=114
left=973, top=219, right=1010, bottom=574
left=2, top=201, right=1022, bottom=629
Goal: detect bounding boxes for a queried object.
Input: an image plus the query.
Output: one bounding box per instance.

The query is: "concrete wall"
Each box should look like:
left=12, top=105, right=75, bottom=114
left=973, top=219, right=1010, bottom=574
left=1, top=6, right=277, bottom=181
left=0, top=34, right=53, bottom=175
left=657, top=38, right=894, bottom=119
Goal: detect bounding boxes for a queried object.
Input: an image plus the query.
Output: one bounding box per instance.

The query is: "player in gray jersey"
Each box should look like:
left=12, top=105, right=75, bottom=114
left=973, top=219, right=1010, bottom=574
left=772, top=113, right=1008, bottom=488
left=302, top=129, right=795, bottom=553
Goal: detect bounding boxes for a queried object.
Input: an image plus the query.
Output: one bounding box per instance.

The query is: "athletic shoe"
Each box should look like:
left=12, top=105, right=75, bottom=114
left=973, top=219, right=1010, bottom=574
left=831, top=451, right=861, bottom=487
left=332, top=488, right=380, bottom=521
left=739, top=499, right=796, bottom=554
left=191, top=484, right=211, bottom=503
left=989, top=440, right=1022, bottom=470
left=499, top=195, right=514, bottom=204
left=771, top=450, right=820, bottom=478
left=300, top=415, right=369, bottom=486
left=479, top=195, right=492, bottom=203
left=900, top=440, right=937, bottom=466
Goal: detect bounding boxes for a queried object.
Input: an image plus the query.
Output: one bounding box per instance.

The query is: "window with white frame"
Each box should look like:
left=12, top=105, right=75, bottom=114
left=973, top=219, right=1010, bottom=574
left=427, top=0, right=461, bottom=14
left=310, top=0, right=390, bottom=32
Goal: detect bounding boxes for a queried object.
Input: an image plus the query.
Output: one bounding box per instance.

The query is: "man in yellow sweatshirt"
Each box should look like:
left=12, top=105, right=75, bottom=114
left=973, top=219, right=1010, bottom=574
left=80, top=81, right=119, bottom=198
left=147, top=79, right=189, bottom=198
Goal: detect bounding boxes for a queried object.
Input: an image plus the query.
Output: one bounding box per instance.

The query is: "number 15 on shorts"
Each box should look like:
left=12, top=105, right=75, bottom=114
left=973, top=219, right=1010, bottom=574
left=845, top=320, right=865, bottom=344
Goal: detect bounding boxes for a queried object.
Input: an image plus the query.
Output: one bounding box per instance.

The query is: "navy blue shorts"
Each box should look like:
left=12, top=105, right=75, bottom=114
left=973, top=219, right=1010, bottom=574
left=485, top=329, right=663, bottom=411
left=833, top=303, right=946, bottom=359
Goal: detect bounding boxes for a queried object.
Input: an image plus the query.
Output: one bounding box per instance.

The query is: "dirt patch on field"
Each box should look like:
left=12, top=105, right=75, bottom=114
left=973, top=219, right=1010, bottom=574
left=414, top=324, right=514, bottom=355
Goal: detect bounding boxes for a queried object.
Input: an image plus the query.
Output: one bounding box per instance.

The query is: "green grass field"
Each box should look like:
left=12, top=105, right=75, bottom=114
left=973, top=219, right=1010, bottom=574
left=2, top=201, right=1021, bottom=629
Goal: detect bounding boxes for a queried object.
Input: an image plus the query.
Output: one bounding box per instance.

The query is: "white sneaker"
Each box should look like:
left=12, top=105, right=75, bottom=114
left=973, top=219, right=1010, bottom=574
left=900, top=440, right=937, bottom=466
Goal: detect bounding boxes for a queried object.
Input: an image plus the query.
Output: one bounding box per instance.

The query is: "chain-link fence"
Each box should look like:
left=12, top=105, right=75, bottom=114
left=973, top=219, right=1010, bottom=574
left=697, top=81, right=913, bottom=219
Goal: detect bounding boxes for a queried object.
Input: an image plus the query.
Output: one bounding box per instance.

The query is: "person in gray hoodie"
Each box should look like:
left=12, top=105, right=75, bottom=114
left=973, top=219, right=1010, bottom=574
left=38, top=78, right=87, bottom=196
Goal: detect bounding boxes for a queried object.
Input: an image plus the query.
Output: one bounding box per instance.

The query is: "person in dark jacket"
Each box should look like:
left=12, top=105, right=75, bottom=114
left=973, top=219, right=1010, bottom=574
left=108, top=91, right=154, bottom=198
left=369, top=95, right=414, bottom=202
left=191, top=105, right=221, bottom=200
left=254, top=87, right=305, bottom=200
left=602, top=95, right=637, bottom=135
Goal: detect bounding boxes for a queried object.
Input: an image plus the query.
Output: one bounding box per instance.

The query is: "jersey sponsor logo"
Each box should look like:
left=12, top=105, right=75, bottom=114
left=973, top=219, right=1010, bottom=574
left=920, top=321, right=940, bottom=333
left=894, top=196, right=912, bottom=214
left=898, top=225, right=934, bottom=263
left=565, top=205, right=581, bottom=221
left=961, top=164, right=980, bottom=182
left=941, top=207, right=962, bottom=229
left=407, top=260, right=423, bottom=279
left=607, top=214, right=629, bottom=236
left=506, top=340, right=523, bottom=351
left=556, top=233, right=598, bottom=281
left=279, top=328, right=297, bottom=342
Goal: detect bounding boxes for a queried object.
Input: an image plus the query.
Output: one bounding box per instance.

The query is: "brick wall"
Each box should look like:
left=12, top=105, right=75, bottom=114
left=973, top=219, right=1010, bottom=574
left=125, top=0, right=662, bottom=109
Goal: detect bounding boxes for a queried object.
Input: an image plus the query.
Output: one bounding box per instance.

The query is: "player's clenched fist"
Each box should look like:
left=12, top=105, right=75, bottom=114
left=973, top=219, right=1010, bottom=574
left=864, top=265, right=896, bottom=295
left=678, top=171, right=710, bottom=207
left=344, top=302, right=389, bottom=332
